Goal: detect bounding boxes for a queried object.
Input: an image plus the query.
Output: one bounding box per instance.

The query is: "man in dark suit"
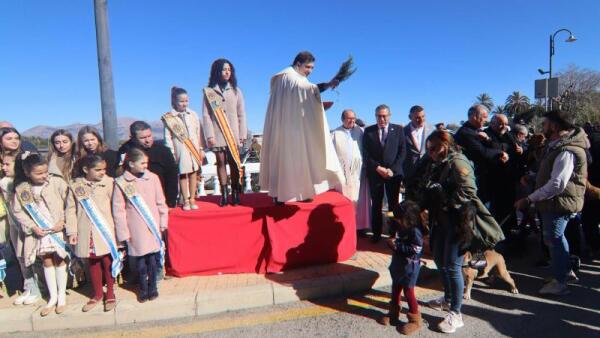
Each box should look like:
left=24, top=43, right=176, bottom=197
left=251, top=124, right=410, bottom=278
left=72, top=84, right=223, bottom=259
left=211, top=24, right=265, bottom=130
left=454, top=104, right=508, bottom=204
left=362, top=104, right=406, bottom=242
left=403, top=105, right=432, bottom=185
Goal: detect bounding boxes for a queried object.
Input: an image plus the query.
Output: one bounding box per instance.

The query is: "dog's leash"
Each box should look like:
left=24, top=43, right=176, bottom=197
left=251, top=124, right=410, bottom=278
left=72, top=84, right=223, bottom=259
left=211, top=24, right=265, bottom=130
left=497, top=213, right=513, bottom=228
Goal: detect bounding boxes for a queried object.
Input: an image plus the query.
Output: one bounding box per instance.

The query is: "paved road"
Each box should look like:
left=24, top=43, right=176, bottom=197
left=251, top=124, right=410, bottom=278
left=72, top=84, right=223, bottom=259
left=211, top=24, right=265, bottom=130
left=6, top=249, right=599, bottom=337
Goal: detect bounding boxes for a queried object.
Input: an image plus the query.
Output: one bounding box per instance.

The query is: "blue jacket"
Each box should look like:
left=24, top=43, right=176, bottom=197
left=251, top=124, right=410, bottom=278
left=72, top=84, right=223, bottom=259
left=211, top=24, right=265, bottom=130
left=389, top=227, right=423, bottom=288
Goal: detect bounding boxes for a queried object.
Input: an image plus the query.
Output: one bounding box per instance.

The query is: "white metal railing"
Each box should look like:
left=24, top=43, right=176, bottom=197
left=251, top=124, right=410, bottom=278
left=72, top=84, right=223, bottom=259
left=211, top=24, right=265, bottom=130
left=197, top=151, right=261, bottom=196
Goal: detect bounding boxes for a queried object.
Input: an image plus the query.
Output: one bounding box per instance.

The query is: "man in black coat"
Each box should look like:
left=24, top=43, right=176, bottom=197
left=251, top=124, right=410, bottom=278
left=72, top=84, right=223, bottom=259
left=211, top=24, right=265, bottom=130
left=362, top=104, right=406, bottom=242
left=484, top=114, right=522, bottom=240
left=118, top=121, right=179, bottom=208
left=454, top=105, right=508, bottom=204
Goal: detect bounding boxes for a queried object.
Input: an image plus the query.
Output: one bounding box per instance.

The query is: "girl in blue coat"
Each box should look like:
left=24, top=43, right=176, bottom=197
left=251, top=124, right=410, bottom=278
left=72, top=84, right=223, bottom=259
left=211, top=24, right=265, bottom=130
left=379, top=200, right=427, bottom=335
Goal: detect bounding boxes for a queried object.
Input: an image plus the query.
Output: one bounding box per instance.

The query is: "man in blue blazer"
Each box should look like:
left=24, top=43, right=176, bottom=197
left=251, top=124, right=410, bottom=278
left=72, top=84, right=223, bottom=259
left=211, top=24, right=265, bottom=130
left=362, top=104, right=406, bottom=242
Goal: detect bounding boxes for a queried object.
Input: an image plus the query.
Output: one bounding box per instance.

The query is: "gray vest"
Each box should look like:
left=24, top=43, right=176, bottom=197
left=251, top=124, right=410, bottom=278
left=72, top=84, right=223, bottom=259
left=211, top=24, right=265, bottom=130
left=535, top=141, right=587, bottom=214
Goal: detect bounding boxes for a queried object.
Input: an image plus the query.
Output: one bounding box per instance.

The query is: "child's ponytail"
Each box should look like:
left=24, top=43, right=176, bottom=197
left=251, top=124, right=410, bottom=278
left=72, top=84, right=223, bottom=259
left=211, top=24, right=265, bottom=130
left=75, top=154, right=106, bottom=178
left=116, top=147, right=147, bottom=177
left=14, top=151, right=47, bottom=189
left=170, top=86, right=188, bottom=109
left=392, top=200, right=429, bottom=236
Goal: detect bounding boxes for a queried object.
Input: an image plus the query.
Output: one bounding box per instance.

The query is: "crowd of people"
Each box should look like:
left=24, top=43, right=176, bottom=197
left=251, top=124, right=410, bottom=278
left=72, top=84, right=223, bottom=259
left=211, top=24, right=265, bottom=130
left=0, top=51, right=599, bottom=335
left=329, top=102, right=600, bottom=334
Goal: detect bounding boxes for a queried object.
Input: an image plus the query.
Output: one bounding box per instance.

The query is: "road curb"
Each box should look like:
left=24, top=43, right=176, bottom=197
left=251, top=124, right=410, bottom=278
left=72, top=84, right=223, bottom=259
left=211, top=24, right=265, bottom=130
left=0, top=258, right=439, bottom=333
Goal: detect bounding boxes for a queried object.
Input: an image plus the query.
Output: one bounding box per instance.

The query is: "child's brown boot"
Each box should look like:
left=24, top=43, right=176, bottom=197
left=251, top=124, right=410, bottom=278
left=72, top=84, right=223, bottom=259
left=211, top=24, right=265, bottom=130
left=399, top=312, right=423, bottom=335
left=378, top=302, right=400, bottom=326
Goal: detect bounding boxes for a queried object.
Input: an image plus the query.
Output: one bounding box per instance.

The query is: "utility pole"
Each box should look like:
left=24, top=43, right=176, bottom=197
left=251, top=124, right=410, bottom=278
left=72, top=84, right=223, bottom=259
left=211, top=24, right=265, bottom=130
left=94, top=0, right=118, bottom=150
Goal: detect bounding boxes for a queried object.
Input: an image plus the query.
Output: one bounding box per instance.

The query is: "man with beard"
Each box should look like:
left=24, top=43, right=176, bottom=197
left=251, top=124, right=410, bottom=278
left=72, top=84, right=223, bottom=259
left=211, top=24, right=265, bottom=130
left=118, top=121, right=179, bottom=208
left=515, top=110, right=589, bottom=295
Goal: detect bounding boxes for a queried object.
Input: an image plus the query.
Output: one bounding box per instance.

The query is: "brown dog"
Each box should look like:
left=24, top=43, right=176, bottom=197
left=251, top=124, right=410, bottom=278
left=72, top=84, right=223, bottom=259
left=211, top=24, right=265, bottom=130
left=463, top=250, right=519, bottom=300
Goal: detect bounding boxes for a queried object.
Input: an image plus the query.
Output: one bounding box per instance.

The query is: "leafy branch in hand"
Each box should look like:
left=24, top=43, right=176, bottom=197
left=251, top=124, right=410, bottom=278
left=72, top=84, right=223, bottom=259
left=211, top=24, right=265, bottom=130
left=334, top=55, right=357, bottom=83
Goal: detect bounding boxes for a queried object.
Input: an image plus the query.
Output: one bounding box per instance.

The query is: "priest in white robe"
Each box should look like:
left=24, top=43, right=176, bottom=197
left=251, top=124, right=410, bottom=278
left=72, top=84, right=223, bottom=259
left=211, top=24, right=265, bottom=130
left=260, top=51, right=344, bottom=203
left=331, top=109, right=371, bottom=232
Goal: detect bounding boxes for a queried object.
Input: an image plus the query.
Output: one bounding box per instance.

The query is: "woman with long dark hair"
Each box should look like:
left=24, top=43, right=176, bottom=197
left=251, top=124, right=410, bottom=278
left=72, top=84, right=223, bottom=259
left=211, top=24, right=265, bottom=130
left=0, top=127, right=22, bottom=158
left=203, top=59, right=247, bottom=206
left=75, top=126, right=119, bottom=177
left=421, top=130, right=503, bottom=334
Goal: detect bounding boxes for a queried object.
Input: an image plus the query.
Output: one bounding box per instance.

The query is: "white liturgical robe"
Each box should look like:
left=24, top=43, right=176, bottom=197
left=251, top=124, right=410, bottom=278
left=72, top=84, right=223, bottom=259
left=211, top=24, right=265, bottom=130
left=331, top=125, right=371, bottom=230
left=259, top=67, right=344, bottom=202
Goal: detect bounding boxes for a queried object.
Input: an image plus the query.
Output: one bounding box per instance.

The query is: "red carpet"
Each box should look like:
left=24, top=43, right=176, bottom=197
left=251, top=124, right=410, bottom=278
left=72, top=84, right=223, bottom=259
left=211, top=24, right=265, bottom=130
left=166, top=191, right=357, bottom=277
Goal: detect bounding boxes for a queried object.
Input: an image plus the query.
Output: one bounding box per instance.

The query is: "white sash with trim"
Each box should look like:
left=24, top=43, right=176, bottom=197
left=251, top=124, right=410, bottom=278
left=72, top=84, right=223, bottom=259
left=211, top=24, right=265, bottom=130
left=16, top=183, right=72, bottom=273
left=72, top=181, right=124, bottom=277
left=0, top=258, right=5, bottom=282
left=115, top=176, right=165, bottom=266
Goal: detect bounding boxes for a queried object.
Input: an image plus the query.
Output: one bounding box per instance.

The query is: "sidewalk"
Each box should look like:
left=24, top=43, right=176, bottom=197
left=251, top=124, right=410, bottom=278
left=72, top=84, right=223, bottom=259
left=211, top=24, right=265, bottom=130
left=0, top=238, right=438, bottom=334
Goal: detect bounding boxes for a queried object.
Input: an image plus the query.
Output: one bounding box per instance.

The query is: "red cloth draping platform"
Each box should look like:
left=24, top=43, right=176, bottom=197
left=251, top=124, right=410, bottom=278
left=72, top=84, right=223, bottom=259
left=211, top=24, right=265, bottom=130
left=166, top=191, right=357, bottom=277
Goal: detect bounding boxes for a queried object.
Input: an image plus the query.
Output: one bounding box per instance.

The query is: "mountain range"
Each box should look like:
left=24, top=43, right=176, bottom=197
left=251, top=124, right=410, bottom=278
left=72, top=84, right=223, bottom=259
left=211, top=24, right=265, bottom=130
left=22, top=117, right=164, bottom=141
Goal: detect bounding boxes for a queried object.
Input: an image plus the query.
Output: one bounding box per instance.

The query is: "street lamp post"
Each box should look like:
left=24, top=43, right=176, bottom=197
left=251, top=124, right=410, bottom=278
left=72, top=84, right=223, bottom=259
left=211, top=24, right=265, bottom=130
left=537, top=68, right=550, bottom=111
left=548, top=28, right=577, bottom=110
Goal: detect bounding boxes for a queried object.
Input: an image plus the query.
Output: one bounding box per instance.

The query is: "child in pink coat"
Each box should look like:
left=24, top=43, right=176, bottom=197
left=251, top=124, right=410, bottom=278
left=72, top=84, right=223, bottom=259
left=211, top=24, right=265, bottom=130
left=112, top=148, right=168, bottom=302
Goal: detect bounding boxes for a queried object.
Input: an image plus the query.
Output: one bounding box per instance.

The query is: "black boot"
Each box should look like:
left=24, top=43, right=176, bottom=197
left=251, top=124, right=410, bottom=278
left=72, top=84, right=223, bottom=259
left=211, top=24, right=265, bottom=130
left=137, top=261, right=149, bottom=303
left=231, top=183, right=241, bottom=206
left=219, top=185, right=229, bottom=207
left=147, top=254, right=159, bottom=301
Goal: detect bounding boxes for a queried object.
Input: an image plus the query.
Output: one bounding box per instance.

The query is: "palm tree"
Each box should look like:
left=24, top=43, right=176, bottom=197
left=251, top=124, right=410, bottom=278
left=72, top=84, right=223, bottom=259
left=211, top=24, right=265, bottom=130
left=505, top=91, right=530, bottom=118
left=492, top=104, right=506, bottom=115
left=475, top=93, right=494, bottom=111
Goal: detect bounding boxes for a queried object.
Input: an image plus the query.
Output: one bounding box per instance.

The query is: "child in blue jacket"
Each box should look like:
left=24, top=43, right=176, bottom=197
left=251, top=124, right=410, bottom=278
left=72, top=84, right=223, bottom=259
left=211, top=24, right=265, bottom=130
left=379, top=200, right=427, bottom=335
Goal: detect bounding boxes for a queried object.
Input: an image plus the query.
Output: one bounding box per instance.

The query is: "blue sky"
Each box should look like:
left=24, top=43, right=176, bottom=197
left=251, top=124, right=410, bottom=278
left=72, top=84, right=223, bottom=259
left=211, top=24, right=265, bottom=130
left=1, top=0, right=599, bottom=134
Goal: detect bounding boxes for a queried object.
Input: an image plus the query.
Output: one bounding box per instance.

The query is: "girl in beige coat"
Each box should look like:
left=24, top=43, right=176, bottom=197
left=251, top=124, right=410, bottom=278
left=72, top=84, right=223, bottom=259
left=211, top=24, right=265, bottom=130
left=12, top=153, right=71, bottom=317
left=66, top=155, right=118, bottom=312
left=1, top=154, right=42, bottom=305
left=164, top=86, right=205, bottom=211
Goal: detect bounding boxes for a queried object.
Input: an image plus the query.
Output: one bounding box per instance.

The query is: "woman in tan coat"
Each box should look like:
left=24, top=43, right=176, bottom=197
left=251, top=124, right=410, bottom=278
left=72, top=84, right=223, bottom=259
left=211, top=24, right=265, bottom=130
left=203, top=59, right=247, bottom=206
left=66, top=155, right=118, bottom=312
